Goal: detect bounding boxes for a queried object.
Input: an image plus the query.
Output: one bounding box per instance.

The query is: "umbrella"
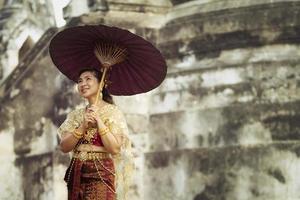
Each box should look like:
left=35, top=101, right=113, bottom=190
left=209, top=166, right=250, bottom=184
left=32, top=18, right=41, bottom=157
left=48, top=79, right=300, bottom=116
left=49, top=25, right=167, bottom=101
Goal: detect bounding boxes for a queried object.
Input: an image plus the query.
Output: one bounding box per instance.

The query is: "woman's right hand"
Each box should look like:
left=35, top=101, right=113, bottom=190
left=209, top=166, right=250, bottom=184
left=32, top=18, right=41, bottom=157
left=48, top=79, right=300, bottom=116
left=83, top=110, right=97, bottom=128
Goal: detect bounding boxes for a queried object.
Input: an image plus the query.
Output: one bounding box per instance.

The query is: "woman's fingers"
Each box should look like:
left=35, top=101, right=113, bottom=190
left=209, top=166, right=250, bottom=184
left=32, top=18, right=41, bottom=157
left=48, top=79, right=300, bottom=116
left=85, top=109, right=102, bottom=125
left=87, top=106, right=95, bottom=112
left=87, top=112, right=99, bottom=121
left=85, top=113, right=97, bottom=124
left=87, top=105, right=100, bottom=115
left=86, top=116, right=95, bottom=122
left=83, top=114, right=95, bottom=127
left=86, top=112, right=95, bottom=119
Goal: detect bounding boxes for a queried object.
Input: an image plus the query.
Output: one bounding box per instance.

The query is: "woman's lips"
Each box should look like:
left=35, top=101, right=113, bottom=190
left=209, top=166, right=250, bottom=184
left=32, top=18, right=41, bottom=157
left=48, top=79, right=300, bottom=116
left=81, top=88, right=89, bottom=93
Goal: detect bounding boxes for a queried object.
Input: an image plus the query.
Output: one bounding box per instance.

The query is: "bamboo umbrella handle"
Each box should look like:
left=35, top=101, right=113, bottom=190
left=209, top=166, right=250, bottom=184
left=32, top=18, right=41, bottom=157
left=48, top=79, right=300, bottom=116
left=95, top=66, right=108, bottom=104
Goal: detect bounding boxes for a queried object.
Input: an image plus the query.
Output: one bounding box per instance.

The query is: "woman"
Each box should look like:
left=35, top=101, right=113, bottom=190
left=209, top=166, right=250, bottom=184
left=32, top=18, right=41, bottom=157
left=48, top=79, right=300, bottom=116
left=58, top=69, right=133, bottom=200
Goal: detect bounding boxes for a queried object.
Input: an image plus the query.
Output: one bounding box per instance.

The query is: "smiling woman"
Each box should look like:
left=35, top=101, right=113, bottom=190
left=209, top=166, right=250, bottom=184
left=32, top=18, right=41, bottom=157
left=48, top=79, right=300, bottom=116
left=50, top=24, right=167, bottom=200
left=58, top=68, right=134, bottom=200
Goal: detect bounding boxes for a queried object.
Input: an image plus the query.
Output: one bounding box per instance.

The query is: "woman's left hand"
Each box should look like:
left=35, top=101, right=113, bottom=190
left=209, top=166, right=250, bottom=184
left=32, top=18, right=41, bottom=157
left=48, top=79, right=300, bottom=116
left=87, top=105, right=104, bottom=125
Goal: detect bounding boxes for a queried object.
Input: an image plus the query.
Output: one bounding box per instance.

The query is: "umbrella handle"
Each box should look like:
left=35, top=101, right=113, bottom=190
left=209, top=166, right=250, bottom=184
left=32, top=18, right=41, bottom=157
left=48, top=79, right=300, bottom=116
left=95, top=67, right=108, bottom=104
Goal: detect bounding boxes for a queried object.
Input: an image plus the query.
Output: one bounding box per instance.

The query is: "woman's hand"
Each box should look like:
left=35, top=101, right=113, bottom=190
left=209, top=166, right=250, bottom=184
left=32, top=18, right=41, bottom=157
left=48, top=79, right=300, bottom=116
left=86, top=105, right=105, bottom=127
left=83, top=109, right=97, bottom=128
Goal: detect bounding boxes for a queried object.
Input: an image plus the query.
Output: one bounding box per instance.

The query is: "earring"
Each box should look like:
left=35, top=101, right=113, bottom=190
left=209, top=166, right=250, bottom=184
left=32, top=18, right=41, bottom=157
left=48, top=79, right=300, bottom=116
left=99, top=92, right=103, bottom=99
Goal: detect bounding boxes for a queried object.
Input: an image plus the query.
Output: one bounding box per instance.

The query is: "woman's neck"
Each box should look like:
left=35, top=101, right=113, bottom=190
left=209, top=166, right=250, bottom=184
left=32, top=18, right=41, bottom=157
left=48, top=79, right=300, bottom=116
left=87, top=96, right=97, bottom=105
left=87, top=98, right=107, bottom=107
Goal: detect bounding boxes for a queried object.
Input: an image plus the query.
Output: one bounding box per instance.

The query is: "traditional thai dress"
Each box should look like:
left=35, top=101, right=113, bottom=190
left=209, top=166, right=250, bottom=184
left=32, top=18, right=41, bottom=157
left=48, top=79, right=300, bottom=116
left=58, top=104, right=134, bottom=200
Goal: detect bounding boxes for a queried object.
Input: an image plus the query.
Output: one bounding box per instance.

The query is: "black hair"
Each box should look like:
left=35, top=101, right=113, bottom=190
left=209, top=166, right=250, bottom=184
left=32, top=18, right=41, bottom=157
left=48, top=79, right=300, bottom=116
left=78, top=68, right=114, bottom=104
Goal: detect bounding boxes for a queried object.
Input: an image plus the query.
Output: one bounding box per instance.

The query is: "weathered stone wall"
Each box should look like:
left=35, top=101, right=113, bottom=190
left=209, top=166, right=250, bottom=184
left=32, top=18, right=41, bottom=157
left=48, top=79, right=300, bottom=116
left=0, top=28, right=66, bottom=200
left=1, top=0, right=300, bottom=200
left=0, top=0, right=55, bottom=84
left=144, top=0, right=300, bottom=199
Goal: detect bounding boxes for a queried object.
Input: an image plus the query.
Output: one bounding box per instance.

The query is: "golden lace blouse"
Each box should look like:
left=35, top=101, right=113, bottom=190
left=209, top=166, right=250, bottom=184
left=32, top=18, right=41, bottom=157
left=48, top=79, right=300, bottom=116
left=57, top=104, right=128, bottom=140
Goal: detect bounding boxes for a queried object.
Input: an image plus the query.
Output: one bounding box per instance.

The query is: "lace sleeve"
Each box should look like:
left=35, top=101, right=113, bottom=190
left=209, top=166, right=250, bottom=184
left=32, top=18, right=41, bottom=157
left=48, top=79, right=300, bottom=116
left=105, top=107, right=129, bottom=139
left=57, top=109, right=84, bottom=139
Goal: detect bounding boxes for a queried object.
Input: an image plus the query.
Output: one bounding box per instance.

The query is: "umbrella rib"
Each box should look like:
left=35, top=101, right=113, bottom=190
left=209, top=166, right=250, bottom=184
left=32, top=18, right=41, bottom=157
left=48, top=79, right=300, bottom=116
left=113, top=47, right=126, bottom=60
left=111, top=44, right=119, bottom=58
left=94, top=42, right=127, bottom=67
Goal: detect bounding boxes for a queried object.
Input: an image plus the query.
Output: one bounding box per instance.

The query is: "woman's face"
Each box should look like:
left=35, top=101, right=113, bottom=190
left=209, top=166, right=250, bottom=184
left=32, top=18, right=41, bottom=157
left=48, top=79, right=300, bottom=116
left=77, top=71, right=99, bottom=99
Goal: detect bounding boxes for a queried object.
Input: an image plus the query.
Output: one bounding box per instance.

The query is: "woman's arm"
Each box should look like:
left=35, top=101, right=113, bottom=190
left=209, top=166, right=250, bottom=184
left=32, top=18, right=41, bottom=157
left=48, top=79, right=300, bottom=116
left=59, top=124, right=85, bottom=153
left=97, top=120, right=122, bottom=154
left=59, top=110, right=96, bottom=153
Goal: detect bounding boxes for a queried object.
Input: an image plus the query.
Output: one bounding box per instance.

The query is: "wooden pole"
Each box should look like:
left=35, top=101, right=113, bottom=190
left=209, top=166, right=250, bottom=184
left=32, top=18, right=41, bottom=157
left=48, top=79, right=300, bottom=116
left=95, top=66, right=109, bottom=104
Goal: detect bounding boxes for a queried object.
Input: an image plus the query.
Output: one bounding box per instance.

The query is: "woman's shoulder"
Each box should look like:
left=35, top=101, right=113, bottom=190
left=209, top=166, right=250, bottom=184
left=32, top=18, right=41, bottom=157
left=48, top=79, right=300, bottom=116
left=66, top=107, right=85, bottom=118
left=102, top=103, right=124, bottom=116
left=109, top=103, right=123, bottom=113
left=70, top=107, right=85, bottom=114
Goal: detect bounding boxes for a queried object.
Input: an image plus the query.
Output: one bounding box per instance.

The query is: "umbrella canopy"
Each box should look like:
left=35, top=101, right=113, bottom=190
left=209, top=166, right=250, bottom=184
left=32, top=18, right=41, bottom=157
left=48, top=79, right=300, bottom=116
left=49, top=25, right=167, bottom=96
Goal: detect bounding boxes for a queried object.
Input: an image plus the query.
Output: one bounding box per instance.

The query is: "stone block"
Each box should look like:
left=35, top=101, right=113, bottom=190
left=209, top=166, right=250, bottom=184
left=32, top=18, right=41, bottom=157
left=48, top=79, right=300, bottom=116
left=144, top=143, right=300, bottom=200
left=114, top=94, right=151, bottom=115
left=151, top=68, right=300, bottom=114
left=159, top=1, right=300, bottom=59
left=125, top=113, right=149, bottom=134
left=148, top=101, right=300, bottom=151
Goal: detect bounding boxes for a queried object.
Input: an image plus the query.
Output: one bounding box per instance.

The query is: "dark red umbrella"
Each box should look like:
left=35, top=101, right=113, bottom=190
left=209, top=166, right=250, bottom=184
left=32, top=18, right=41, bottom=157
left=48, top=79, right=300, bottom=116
left=49, top=25, right=167, bottom=97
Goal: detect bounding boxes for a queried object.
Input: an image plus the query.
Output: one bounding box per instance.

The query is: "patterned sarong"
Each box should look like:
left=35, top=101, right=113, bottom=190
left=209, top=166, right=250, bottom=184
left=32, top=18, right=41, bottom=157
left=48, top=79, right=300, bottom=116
left=65, top=157, right=115, bottom=200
